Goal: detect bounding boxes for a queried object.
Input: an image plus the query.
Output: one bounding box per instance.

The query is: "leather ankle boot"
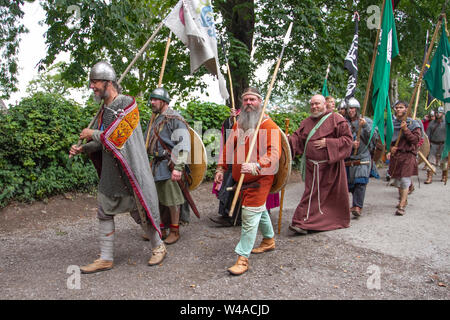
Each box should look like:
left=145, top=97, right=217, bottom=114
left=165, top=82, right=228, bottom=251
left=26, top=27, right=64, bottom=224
left=424, top=170, right=433, bottom=184
left=251, top=238, right=275, bottom=254
left=227, top=256, right=249, bottom=275
left=395, top=189, right=408, bottom=215
left=164, top=226, right=180, bottom=245
left=441, top=170, right=448, bottom=185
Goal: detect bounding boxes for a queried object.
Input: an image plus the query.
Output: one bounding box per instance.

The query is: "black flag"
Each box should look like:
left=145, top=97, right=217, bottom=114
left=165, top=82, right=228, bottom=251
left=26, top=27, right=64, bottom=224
left=344, top=13, right=359, bottom=100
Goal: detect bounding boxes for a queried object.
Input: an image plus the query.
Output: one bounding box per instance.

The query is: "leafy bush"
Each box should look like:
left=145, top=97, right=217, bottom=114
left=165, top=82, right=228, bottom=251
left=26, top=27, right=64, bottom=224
left=0, top=92, right=98, bottom=207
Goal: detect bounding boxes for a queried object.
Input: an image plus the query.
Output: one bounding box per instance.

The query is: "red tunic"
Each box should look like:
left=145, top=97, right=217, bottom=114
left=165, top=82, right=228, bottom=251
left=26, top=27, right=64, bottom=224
left=218, top=115, right=281, bottom=207
left=289, top=111, right=353, bottom=231
left=388, top=127, right=421, bottom=178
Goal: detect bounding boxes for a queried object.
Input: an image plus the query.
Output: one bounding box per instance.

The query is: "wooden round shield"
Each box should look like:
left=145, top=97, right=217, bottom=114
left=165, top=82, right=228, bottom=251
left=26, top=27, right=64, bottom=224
left=187, top=127, right=207, bottom=191
left=418, top=133, right=430, bottom=164
left=270, top=128, right=292, bottom=194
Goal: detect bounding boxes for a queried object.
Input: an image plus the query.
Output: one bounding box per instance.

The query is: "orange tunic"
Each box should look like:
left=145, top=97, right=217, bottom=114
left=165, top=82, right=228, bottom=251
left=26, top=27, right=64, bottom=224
left=218, top=115, right=281, bottom=207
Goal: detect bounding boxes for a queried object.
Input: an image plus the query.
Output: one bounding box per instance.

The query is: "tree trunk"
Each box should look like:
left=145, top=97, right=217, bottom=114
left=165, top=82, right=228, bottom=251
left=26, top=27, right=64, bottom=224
left=389, top=77, right=398, bottom=106
left=216, top=0, right=255, bottom=109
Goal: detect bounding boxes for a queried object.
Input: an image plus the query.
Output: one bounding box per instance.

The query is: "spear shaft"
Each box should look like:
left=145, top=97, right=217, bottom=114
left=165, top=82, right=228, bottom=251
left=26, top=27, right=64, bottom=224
left=228, top=22, right=293, bottom=218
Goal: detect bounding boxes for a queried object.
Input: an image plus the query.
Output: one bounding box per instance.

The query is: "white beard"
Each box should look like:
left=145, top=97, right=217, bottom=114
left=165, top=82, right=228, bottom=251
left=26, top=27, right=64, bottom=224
left=311, top=111, right=324, bottom=118
left=238, top=106, right=263, bottom=132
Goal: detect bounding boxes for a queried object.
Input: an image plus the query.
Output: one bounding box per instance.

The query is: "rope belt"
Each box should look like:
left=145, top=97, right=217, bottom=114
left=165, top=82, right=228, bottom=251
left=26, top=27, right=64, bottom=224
left=305, top=159, right=328, bottom=221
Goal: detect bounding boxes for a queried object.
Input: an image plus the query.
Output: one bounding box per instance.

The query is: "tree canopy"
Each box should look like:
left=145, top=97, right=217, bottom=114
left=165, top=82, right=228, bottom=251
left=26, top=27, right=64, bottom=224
left=1, top=0, right=447, bottom=117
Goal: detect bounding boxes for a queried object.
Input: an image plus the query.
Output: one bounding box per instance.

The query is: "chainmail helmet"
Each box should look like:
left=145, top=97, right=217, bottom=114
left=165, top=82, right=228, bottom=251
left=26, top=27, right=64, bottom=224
left=89, top=61, right=117, bottom=82
left=346, top=97, right=361, bottom=109
left=149, top=87, right=171, bottom=104
left=346, top=97, right=361, bottom=117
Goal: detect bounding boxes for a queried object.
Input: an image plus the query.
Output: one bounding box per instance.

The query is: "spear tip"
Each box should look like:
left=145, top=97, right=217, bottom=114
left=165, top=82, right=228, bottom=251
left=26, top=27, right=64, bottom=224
left=283, top=22, right=293, bottom=45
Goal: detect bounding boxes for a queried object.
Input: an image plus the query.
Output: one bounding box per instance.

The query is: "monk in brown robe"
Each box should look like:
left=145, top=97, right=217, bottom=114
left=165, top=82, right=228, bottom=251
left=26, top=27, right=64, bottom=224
left=288, top=94, right=353, bottom=234
left=386, top=101, right=421, bottom=216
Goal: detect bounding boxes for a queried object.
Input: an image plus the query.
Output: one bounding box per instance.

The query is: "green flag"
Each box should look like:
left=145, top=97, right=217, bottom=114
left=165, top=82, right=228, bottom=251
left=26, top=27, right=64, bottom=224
left=424, top=19, right=450, bottom=103
left=321, top=78, right=329, bottom=97
left=424, top=19, right=450, bottom=158
left=370, top=0, right=399, bottom=151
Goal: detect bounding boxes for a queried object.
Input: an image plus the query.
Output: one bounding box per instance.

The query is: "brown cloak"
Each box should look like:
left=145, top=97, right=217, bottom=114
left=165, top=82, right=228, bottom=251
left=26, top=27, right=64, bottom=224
left=289, top=111, right=353, bottom=231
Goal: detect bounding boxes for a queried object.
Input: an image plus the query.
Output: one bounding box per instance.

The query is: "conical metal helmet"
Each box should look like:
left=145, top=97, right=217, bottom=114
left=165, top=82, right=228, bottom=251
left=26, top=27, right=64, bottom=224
left=89, top=61, right=117, bottom=82
left=437, top=106, right=444, bottom=113
left=346, top=97, right=360, bottom=109
left=339, top=100, right=346, bottom=110
left=149, top=87, right=171, bottom=104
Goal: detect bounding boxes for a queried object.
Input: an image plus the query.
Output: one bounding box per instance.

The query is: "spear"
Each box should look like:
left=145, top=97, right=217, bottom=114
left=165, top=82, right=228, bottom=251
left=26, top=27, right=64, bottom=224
left=70, top=21, right=164, bottom=156
left=228, top=22, right=293, bottom=218
left=145, top=31, right=173, bottom=149
left=220, top=39, right=236, bottom=124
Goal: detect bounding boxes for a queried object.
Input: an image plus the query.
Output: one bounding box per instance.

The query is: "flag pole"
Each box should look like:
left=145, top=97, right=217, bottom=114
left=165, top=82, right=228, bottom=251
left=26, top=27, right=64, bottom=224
left=220, top=39, right=236, bottom=124
left=70, top=21, right=164, bottom=156
left=145, top=31, right=173, bottom=149
left=393, top=13, right=445, bottom=149
left=277, top=118, right=290, bottom=235
left=353, top=2, right=385, bottom=156
left=228, top=22, right=293, bottom=218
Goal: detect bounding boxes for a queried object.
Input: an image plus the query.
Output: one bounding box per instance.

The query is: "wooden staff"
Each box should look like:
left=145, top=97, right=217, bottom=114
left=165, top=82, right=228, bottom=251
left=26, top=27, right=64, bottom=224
left=393, top=13, right=445, bottom=148
left=277, top=118, right=290, bottom=235
left=354, top=2, right=385, bottom=156
left=228, top=22, right=293, bottom=218
left=390, top=14, right=445, bottom=174
left=70, top=21, right=164, bottom=156
left=145, top=31, right=173, bottom=149
left=226, top=61, right=237, bottom=125
left=410, top=81, right=436, bottom=174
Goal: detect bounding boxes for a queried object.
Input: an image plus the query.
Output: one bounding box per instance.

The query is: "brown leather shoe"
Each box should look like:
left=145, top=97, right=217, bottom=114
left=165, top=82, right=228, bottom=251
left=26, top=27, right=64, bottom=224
left=80, top=259, right=113, bottom=274
left=251, top=238, right=275, bottom=254
left=148, top=243, right=167, bottom=266
left=227, top=256, right=249, bottom=276
left=424, top=170, right=433, bottom=184
left=164, top=227, right=180, bottom=245
left=351, top=207, right=362, bottom=217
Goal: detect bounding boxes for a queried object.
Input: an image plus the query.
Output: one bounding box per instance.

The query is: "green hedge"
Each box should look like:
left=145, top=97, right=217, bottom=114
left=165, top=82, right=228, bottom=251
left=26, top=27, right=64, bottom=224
left=0, top=94, right=307, bottom=207
left=0, top=92, right=99, bottom=207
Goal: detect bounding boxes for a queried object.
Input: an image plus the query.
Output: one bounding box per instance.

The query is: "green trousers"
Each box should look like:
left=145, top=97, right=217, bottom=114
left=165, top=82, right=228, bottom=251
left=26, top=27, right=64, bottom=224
left=235, top=207, right=274, bottom=258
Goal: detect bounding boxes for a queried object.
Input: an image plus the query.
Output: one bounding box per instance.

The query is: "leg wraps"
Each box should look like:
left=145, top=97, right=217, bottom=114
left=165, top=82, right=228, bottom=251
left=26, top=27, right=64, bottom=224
left=98, top=218, right=115, bottom=261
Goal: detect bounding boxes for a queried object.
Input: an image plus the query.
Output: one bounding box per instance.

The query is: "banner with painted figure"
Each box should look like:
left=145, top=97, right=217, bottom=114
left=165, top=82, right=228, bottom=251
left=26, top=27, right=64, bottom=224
left=164, top=0, right=229, bottom=100
left=344, top=14, right=358, bottom=100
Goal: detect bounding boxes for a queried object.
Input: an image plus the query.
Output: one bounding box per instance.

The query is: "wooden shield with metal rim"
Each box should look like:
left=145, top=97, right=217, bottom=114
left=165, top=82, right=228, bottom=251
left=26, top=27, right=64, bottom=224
left=418, top=133, right=430, bottom=164
left=270, top=128, right=292, bottom=194
left=187, top=127, right=207, bottom=191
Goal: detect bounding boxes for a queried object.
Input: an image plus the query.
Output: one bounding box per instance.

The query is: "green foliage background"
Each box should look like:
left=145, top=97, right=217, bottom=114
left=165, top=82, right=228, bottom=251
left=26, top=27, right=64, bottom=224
left=0, top=92, right=99, bottom=207
left=0, top=91, right=308, bottom=208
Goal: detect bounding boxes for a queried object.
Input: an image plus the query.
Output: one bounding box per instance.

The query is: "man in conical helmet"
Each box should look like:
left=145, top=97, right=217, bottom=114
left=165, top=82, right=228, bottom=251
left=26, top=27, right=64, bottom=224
left=144, top=87, right=191, bottom=245
left=344, top=97, right=375, bottom=217
left=69, top=61, right=167, bottom=273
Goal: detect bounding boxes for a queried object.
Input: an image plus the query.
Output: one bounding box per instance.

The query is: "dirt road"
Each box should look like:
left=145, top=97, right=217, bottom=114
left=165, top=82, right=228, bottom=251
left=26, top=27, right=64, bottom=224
left=0, top=167, right=448, bottom=303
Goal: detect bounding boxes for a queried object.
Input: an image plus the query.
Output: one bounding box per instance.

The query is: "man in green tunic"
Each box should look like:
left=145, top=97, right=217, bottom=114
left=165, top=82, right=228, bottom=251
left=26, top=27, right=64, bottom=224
left=145, top=87, right=191, bottom=245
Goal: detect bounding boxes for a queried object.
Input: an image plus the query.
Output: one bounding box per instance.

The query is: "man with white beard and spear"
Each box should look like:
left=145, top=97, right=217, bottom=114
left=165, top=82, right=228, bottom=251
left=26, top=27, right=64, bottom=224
left=214, top=87, right=281, bottom=276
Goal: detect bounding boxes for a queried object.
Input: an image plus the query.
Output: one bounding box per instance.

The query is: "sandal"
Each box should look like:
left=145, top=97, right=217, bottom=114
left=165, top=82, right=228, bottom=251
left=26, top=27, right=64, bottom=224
left=395, top=206, right=406, bottom=215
